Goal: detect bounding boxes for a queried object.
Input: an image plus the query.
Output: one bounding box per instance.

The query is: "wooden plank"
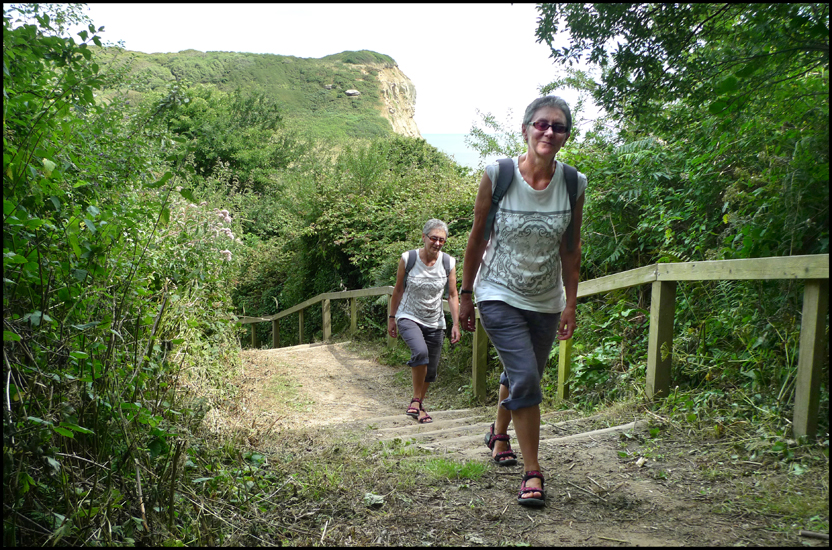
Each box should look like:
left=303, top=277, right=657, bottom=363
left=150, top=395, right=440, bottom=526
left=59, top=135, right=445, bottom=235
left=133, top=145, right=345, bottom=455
left=657, top=254, right=829, bottom=282
left=271, top=286, right=395, bottom=321
left=298, top=309, right=304, bottom=345
left=558, top=337, right=573, bottom=401
left=472, top=317, right=489, bottom=403
left=272, top=319, right=279, bottom=349
left=322, top=299, right=331, bottom=341
left=251, top=324, right=259, bottom=349
left=646, top=281, right=676, bottom=399
left=322, top=286, right=394, bottom=300
left=272, top=295, right=322, bottom=320
left=350, top=297, right=357, bottom=334
left=793, top=280, right=828, bottom=439
left=577, top=265, right=657, bottom=298
left=238, top=316, right=272, bottom=325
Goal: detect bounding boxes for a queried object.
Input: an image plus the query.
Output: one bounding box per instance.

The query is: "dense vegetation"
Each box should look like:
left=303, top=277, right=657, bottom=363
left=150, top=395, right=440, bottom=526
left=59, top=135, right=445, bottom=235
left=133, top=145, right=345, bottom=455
left=3, top=3, right=827, bottom=546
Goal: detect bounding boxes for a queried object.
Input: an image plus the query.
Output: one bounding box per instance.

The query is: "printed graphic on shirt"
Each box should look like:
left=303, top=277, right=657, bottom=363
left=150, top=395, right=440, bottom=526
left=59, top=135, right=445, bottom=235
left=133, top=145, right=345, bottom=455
left=480, top=208, right=570, bottom=296
left=400, top=274, right=445, bottom=324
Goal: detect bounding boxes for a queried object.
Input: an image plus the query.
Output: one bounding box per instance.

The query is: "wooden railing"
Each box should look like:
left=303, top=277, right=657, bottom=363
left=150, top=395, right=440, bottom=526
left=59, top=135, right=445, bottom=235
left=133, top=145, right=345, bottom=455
left=238, top=254, right=828, bottom=438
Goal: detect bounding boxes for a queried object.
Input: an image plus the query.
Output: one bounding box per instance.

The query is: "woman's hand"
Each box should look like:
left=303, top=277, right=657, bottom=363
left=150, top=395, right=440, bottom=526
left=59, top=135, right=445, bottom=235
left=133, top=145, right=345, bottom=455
left=451, top=323, right=461, bottom=344
left=387, top=317, right=397, bottom=339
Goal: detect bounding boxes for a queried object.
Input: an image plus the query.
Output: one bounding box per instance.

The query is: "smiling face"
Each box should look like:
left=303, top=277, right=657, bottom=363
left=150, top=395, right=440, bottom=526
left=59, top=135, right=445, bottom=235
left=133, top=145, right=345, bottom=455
left=422, top=229, right=447, bottom=253
left=522, top=106, right=570, bottom=160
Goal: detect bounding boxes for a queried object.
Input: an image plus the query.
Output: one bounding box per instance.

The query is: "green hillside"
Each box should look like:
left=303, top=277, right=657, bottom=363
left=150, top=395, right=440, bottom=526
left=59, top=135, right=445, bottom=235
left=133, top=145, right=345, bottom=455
left=97, top=47, right=402, bottom=142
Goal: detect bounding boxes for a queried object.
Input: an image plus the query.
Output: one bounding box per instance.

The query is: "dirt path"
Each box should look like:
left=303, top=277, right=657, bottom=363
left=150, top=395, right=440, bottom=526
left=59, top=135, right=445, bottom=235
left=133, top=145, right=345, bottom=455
left=223, top=343, right=828, bottom=547
left=237, top=343, right=405, bottom=432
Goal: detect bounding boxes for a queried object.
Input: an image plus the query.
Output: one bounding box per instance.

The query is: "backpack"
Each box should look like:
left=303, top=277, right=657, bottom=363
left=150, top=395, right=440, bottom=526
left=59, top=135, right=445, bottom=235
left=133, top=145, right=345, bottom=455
left=403, top=250, right=452, bottom=298
left=482, top=158, right=579, bottom=251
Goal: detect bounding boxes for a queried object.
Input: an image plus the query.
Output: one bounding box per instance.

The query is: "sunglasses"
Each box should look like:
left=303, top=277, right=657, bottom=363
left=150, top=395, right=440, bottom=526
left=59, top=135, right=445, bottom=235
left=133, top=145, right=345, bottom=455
left=426, top=235, right=446, bottom=244
left=531, top=120, right=568, bottom=134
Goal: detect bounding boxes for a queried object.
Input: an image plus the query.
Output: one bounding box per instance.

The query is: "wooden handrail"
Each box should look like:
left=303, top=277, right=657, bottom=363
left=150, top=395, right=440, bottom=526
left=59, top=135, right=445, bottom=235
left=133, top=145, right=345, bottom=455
left=238, top=254, right=828, bottom=439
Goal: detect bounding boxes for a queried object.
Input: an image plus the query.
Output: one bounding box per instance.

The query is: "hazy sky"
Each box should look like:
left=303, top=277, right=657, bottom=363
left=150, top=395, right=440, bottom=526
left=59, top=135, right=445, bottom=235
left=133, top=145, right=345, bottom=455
left=76, top=3, right=582, bottom=135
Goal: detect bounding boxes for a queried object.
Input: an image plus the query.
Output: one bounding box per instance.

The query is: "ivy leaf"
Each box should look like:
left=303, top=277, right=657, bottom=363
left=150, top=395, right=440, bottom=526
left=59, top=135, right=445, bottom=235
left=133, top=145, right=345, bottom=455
left=3, top=331, right=21, bottom=342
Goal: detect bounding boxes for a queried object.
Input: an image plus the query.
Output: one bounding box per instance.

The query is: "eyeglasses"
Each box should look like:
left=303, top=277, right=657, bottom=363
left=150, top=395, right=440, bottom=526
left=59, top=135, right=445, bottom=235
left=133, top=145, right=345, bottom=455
left=426, top=235, right=446, bottom=244
left=531, top=120, right=568, bottom=134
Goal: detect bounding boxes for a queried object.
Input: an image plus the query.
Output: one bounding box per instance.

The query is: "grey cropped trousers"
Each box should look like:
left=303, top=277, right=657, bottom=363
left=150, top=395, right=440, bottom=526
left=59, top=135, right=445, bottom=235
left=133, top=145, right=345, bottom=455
left=396, top=318, right=445, bottom=383
left=478, top=300, right=561, bottom=411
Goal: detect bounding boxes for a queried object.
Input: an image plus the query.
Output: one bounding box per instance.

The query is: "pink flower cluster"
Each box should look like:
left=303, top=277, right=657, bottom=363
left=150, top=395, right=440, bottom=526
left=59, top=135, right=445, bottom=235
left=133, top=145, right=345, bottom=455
left=219, top=249, right=233, bottom=262
left=217, top=209, right=232, bottom=225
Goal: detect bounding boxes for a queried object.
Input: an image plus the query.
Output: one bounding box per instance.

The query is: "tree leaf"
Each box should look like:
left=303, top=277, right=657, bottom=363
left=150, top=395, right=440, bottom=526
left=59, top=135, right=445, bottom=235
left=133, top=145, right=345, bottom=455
left=179, top=188, right=196, bottom=203
left=708, top=100, right=728, bottom=115
left=53, top=426, right=75, bottom=438
left=145, top=171, right=173, bottom=189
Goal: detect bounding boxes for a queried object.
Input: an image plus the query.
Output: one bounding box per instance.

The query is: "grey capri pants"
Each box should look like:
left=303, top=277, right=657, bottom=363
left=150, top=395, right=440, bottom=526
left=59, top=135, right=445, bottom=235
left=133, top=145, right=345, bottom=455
left=397, top=318, right=445, bottom=383
left=478, top=301, right=561, bottom=411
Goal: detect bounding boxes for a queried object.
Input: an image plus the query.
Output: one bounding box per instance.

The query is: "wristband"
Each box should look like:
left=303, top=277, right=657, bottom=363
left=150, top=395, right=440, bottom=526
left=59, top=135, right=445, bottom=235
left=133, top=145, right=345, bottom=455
left=460, top=289, right=473, bottom=295
left=388, top=315, right=396, bottom=319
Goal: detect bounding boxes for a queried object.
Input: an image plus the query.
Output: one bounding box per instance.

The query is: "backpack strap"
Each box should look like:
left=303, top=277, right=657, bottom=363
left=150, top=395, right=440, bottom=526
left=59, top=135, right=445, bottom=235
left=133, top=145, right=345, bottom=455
left=482, top=158, right=515, bottom=242
left=403, top=249, right=417, bottom=290
left=442, top=252, right=451, bottom=298
left=561, top=162, right=579, bottom=252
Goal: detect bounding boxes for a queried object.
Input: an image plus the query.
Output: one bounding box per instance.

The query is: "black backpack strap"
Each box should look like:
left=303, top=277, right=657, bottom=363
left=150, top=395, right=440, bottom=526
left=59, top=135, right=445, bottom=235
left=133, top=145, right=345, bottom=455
left=561, top=162, right=579, bottom=252
left=482, top=158, right=515, bottom=242
left=403, top=250, right=417, bottom=290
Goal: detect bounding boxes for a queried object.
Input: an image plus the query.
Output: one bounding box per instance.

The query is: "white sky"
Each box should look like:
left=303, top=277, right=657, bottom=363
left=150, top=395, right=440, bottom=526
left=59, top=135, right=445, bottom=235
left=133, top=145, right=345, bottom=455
left=77, top=3, right=582, bottom=135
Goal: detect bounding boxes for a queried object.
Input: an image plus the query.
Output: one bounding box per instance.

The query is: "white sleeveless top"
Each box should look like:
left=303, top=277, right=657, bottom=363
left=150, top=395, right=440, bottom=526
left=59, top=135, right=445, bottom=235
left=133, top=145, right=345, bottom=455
left=474, top=156, right=587, bottom=313
left=396, top=250, right=456, bottom=329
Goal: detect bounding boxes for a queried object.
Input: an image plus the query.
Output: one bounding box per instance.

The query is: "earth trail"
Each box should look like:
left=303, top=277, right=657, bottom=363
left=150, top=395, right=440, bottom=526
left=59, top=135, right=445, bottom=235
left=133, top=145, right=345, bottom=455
left=228, top=342, right=825, bottom=547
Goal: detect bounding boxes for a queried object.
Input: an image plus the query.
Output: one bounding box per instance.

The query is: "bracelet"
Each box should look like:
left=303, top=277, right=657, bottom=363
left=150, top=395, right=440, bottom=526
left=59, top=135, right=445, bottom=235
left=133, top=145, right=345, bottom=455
left=388, top=315, right=396, bottom=319
left=460, top=289, right=473, bottom=295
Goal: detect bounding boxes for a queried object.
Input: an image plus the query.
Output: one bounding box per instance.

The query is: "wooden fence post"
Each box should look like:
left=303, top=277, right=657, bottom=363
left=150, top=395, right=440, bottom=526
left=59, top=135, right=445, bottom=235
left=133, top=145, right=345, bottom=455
left=272, top=319, right=280, bottom=349
left=251, top=324, right=259, bottom=349
left=646, top=280, right=677, bottom=399
left=323, top=299, right=331, bottom=341
left=350, top=297, right=357, bottom=335
left=387, top=301, right=395, bottom=347
left=472, top=315, right=488, bottom=403
left=558, top=337, right=573, bottom=401
left=298, top=309, right=304, bottom=345
left=793, top=279, right=828, bottom=439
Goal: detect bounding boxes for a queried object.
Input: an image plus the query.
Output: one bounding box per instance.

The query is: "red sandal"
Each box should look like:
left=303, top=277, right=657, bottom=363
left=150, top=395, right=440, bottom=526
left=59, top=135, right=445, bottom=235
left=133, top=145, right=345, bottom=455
left=406, top=398, right=421, bottom=418
left=418, top=402, right=432, bottom=424
left=517, top=470, right=545, bottom=507
left=484, top=423, right=518, bottom=466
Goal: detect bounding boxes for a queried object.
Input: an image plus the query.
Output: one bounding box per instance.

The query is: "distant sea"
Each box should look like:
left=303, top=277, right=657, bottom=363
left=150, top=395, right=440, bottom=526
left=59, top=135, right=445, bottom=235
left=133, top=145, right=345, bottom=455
left=421, top=134, right=501, bottom=172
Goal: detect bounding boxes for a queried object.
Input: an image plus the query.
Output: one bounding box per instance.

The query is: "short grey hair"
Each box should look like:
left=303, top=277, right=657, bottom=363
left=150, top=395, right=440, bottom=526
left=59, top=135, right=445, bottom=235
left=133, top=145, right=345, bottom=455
left=522, top=95, right=572, bottom=135
left=423, top=219, right=448, bottom=238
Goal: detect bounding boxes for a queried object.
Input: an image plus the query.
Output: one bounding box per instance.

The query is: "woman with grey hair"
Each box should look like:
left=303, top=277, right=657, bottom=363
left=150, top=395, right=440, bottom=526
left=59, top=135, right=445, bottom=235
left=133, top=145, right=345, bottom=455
left=459, top=95, right=587, bottom=507
left=388, top=219, right=461, bottom=423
